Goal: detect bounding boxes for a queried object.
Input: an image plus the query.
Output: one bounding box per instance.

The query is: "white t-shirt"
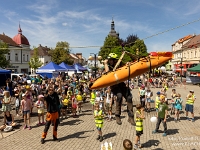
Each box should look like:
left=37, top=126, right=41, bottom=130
left=145, top=91, right=152, bottom=98
left=106, top=93, right=113, bottom=103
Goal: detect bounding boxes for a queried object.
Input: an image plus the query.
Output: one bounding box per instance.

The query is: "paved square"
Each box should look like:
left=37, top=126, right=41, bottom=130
left=0, top=84, right=200, bottom=150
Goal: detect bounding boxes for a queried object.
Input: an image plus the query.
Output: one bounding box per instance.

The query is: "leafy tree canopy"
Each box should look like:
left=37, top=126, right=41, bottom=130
left=0, top=41, right=10, bottom=68
left=98, top=34, right=148, bottom=64
left=29, top=48, right=43, bottom=73
left=49, top=41, right=73, bottom=65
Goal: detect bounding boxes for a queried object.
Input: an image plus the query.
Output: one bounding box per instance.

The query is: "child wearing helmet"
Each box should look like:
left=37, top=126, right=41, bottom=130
left=103, top=52, right=135, bottom=126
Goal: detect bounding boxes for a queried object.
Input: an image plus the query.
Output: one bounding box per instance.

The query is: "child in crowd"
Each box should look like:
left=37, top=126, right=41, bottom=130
left=95, top=90, right=104, bottom=110
left=94, top=103, right=104, bottom=142
left=105, top=87, right=113, bottom=121
left=170, top=89, right=176, bottom=115
left=71, top=94, right=77, bottom=117
left=35, top=95, right=45, bottom=125
left=1, top=91, right=11, bottom=113
left=152, top=95, right=168, bottom=136
left=185, top=90, right=196, bottom=122
left=21, top=93, right=32, bottom=130
left=76, top=91, right=83, bottom=114
left=61, top=93, right=68, bottom=119
left=14, top=88, right=20, bottom=117
left=123, top=139, right=133, bottom=150
left=155, top=91, right=161, bottom=112
left=90, top=90, right=96, bottom=112
left=139, top=85, right=146, bottom=108
left=145, top=88, right=153, bottom=112
left=134, top=104, right=145, bottom=150
left=174, top=93, right=183, bottom=122
left=0, top=111, right=17, bottom=131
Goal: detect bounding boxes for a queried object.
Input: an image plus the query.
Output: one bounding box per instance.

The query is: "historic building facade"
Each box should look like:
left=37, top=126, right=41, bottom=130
left=0, top=25, right=31, bottom=73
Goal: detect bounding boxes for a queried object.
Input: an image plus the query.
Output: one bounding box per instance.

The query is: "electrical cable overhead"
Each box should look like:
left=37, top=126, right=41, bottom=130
left=1, top=17, right=200, bottom=50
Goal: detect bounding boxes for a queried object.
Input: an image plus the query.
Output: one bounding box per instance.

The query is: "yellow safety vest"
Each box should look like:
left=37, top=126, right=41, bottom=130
left=94, top=110, right=103, bottom=128
left=90, top=92, right=96, bottom=103
left=155, top=96, right=160, bottom=109
left=135, top=110, right=143, bottom=131
left=186, top=95, right=195, bottom=105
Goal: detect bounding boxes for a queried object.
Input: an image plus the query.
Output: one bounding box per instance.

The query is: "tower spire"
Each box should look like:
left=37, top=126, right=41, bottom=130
left=18, top=22, right=22, bottom=34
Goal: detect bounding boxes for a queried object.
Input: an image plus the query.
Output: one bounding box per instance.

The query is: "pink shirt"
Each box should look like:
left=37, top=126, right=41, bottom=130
left=21, top=99, right=32, bottom=111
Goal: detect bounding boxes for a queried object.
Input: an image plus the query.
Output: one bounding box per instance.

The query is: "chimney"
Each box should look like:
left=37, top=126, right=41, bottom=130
left=38, top=44, right=41, bottom=47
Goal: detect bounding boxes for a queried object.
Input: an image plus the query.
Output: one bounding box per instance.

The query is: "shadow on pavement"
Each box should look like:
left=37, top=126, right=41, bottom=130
left=142, top=139, right=160, bottom=148
left=60, top=119, right=84, bottom=126
left=103, top=132, right=117, bottom=140
left=153, top=148, right=164, bottom=150
left=59, top=130, right=94, bottom=141
left=167, top=129, right=179, bottom=135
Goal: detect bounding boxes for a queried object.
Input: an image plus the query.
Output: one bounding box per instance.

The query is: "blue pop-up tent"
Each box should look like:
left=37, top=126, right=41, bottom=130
left=59, top=62, right=76, bottom=71
left=36, top=62, right=66, bottom=78
left=72, top=63, right=87, bottom=71
left=0, top=69, right=11, bottom=86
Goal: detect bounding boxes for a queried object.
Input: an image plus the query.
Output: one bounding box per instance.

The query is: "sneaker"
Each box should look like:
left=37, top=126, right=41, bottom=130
left=28, top=126, right=32, bottom=130
left=37, top=123, right=41, bottom=126
left=23, top=125, right=27, bottom=129
left=163, top=133, right=167, bottom=137
left=41, top=138, right=45, bottom=144
left=192, top=118, right=195, bottom=122
left=42, top=122, right=46, bottom=125
left=152, top=130, right=157, bottom=134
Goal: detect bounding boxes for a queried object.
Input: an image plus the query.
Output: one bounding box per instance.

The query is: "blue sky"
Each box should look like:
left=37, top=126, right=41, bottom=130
left=1, top=0, right=200, bottom=59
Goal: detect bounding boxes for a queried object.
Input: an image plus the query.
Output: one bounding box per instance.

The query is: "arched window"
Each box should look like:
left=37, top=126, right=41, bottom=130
left=23, top=54, right=25, bottom=61
left=15, top=53, right=18, bottom=61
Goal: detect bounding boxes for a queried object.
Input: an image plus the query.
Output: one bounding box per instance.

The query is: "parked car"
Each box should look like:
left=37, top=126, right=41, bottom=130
left=29, top=74, right=44, bottom=79
left=11, top=73, right=31, bottom=84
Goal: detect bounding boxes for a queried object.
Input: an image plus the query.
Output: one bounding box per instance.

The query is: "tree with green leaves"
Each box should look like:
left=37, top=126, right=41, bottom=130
left=29, top=48, right=43, bottom=73
left=98, top=35, right=120, bottom=60
left=49, top=41, right=73, bottom=65
left=98, top=34, right=148, bottom=64
left=0, top=41, right=9, bottom=68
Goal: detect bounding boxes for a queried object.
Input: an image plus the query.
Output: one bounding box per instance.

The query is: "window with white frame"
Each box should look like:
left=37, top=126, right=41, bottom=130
left=27, top=55, right=29, bottom=61
left=15, top=53, right=18, bottom=61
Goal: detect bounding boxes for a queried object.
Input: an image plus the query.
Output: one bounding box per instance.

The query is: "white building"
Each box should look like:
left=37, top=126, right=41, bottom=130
left=0, top=25, right=31, bottom=73
left=30, top=44, right=51, bottom=74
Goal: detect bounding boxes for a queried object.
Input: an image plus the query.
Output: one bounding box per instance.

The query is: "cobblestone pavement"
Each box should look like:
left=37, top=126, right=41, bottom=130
left=1, top=84, right=200, bottom=150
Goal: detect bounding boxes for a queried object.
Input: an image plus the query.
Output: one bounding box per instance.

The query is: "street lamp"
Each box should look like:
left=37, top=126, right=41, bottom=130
left=88, top=54, right=102, bottom=78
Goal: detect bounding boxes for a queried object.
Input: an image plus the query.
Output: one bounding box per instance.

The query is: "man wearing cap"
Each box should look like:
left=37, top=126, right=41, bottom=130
left=41, top=87, right=60, bottom=144
left=185, top=90, right=196, bottom=122
left=103, top=53, right=135, bottom=126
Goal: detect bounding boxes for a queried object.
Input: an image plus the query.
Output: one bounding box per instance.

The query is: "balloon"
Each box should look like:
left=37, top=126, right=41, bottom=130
left=150, top=116, right=157, bottom=123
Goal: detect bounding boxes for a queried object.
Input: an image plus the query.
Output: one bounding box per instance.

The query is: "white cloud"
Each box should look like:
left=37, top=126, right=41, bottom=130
left=62, top=22, right=67, bottom=26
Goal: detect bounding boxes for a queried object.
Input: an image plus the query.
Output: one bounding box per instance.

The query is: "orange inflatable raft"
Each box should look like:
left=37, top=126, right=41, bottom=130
left=90, top=52, right=173, bottom=89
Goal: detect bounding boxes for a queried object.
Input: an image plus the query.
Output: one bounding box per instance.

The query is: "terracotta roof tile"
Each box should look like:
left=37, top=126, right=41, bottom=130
left=30, top=44, right=50, bottom=56
left=0, top=33, right=19, bottom=47
left=183, top=34, right=200, bottom=48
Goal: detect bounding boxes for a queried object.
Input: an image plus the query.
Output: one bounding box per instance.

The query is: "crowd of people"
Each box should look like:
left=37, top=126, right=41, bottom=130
left=0, top=52, right=197, bottom=150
